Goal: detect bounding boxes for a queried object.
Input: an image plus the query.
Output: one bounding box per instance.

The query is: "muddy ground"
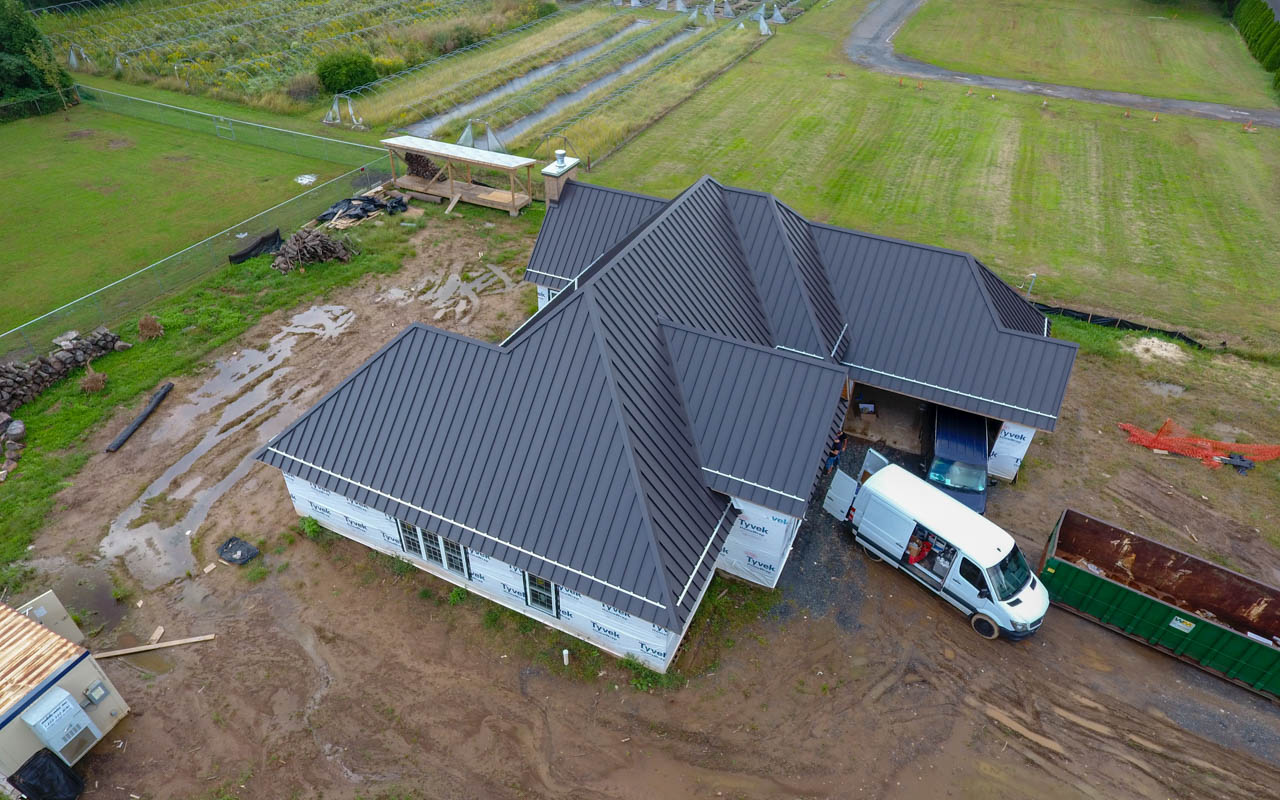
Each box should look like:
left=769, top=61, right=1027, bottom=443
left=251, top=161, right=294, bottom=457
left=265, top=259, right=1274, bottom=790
left=14, top=203, right=1280, bottom=799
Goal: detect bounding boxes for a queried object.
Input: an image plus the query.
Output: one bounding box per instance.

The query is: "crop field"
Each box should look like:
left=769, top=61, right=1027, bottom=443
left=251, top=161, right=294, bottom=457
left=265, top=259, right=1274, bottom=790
left=0, top=105, right=342, bottom=334
left=592, top=0, right=1280, bottom=347
left=895, top=0, right=1279, bottom=108
left=37, top=0, right=550, bottom=106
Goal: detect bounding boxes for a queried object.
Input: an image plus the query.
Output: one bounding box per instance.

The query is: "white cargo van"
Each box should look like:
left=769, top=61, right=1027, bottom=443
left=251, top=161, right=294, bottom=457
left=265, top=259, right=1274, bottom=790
left=825, top=450, right=1048, bottom=640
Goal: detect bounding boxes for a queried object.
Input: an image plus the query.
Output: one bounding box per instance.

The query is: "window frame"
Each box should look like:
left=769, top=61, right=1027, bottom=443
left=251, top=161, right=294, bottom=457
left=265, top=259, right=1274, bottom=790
left=959, top=558, right=989, bottom=594
left=397, top=519, right=423, bottom=558
left=524, top=572, right=559, bottom=618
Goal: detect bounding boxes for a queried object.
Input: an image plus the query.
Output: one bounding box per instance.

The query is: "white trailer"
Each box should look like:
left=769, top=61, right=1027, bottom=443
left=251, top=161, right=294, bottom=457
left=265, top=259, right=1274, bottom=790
left=825, top=451, right=1049, bottom=640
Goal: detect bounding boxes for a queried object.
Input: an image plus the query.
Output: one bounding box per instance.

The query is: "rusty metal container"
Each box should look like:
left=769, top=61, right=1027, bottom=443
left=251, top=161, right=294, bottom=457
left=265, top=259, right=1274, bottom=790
left=1038, top=509, right=1280, bottom=700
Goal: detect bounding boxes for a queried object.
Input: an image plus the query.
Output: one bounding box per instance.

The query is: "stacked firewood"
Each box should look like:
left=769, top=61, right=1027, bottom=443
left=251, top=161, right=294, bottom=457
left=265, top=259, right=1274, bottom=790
left=271, top=229, right=351, bottom=274
left=404, top=152, right=440, bottom=180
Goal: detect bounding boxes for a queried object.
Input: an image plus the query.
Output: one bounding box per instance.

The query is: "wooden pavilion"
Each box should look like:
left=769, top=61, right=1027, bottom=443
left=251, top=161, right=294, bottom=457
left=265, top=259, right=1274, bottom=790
left=381, top=135, right=535, bottom=216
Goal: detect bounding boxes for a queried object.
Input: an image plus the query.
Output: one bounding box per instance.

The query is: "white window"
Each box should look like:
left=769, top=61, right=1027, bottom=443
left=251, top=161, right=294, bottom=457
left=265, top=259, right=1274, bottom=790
left=397, top=519, right=422, bottom=557
left=525, top=573, right=558, bottom=617
left=396, top=519, right=469, bottom=579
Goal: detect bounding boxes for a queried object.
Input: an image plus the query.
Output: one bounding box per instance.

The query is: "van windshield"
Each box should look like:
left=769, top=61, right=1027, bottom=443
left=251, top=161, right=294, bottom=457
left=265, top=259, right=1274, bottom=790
left=986, top=546, right=1031, bottom=602
left=928, top=457, right=987, bottom=493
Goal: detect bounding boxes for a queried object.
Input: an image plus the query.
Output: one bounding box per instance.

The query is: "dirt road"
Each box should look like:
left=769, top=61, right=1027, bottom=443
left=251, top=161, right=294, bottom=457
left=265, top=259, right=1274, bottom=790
left=845, top=0, right=1280, bottom=127
left=17, top=205, right=1280, bottom=799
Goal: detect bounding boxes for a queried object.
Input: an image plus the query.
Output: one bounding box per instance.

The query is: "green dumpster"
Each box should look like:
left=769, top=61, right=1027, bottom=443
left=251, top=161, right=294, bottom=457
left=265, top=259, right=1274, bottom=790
left=1038, top=509, right=1280, bottom=701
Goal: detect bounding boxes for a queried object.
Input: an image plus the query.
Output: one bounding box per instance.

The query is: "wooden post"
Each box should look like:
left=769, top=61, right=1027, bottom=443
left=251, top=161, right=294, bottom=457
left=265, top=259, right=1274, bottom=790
left=447, top=161, right=454, bottom=197
left=526, top=165, right=532, bottom=202
left=466, top=163, right=472, bottom=185
left=509, top=170, right=516, bottom=215
left=388, top=150, right=397, bottom=182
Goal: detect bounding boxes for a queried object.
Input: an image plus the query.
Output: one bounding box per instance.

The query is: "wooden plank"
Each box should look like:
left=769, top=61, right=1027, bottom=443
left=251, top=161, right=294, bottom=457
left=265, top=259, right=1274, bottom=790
left=445, top=194, right=461, bottom=214
left=97, top=634, right=215, bottom=659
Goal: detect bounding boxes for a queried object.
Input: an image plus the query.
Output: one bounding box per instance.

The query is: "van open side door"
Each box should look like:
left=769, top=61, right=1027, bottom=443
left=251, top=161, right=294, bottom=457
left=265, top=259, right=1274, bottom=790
left=859, top=448, right=890, bottom=484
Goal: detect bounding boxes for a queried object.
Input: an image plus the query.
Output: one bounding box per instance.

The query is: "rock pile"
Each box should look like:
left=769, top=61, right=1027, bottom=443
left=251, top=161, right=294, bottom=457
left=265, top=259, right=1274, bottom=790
left=0, top=415, right=24, bottom=483
left=0, top=327, right=130, bottom=414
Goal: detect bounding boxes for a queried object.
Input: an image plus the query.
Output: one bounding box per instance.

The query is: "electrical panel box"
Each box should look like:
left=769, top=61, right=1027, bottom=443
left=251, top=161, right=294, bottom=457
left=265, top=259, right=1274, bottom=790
left=20, top=687, right=102, bottom=766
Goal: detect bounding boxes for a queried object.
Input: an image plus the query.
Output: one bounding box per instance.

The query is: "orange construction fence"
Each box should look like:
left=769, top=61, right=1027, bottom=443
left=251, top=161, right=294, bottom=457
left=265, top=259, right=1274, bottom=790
left=1118, top=419, right=1280, bottom=468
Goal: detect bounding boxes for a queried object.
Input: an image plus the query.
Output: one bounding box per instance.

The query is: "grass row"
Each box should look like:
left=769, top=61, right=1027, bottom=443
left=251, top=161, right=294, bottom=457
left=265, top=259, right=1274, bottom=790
left=510, top=20, right=763, bottom=161
left=591, top=0, right=1280, bottom=348
left=370, top=5, right=628, bottom=126
left=895, top=0, right=1278, bottom=108
left=445, top=14, right=690, bottom=137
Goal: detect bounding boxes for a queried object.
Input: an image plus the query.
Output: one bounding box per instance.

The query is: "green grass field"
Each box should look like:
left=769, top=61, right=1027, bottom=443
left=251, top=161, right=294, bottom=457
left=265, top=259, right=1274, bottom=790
left=590, top=0, right=1280, bottom=348
left=896, top=0, right=1278, bottom=108
left=0, top=105, right=342, bottom=333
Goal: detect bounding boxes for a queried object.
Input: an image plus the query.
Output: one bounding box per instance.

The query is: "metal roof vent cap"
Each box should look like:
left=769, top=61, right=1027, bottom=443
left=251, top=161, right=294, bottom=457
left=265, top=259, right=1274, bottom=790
left=555, top=149, right=566, bottom=167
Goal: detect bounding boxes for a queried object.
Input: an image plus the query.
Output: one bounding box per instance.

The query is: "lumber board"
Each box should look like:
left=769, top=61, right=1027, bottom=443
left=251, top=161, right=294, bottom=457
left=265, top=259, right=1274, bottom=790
left=96, top=634, right=215, bottom=658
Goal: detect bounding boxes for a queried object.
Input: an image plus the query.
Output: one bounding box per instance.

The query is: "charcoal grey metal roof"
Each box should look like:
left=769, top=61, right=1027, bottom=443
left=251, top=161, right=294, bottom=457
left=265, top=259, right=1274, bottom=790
left=661, top=320, right=848, bottom=516
left=524, top=181, right=666, bottom=292
left=259, top=291, right=736, bottom=631
left=538, top=176, right=1074, bottom=429
left=810, top=224, right=1076, bottom=429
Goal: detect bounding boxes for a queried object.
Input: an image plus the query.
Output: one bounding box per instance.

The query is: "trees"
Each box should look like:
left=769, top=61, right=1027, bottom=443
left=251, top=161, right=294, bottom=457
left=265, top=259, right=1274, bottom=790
left=0, top=0, right=69, bottom=104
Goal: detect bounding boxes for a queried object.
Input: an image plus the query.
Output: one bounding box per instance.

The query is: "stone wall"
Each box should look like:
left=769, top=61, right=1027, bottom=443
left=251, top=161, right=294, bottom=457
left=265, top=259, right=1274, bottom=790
left=0, top=327, right=130, bottom=414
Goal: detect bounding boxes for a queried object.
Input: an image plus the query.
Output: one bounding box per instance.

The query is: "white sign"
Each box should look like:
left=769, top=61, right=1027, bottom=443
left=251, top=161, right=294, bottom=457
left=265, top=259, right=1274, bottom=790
left=988, top=421, right=1036, bottom=481
left=1168, top=616, right=1196, bottom=633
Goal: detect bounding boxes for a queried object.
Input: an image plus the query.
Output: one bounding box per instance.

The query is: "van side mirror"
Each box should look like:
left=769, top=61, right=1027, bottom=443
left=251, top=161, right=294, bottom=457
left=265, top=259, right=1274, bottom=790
left=988, top=478, right=998, bottom=487
left=978, top=588, right=990, bottom=600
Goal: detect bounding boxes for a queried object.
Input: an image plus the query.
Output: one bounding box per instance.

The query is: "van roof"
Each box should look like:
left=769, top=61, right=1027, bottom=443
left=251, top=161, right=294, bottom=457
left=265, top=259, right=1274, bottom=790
left=934, top=406, right=988, bottom=465
left=861, top=464, right=1015, bottom=567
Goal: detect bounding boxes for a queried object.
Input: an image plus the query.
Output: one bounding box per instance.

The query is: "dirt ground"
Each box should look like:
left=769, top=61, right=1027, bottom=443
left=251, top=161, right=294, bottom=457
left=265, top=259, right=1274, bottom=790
left=14, top=204, right=1280, bottom=799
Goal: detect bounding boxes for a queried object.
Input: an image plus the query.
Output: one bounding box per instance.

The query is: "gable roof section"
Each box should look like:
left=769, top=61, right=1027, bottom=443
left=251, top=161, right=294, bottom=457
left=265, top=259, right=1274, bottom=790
left=661, top=320, right=848, bottom=517
left=974, top=259, right=1047, bottom=335
left=260, top=293, right=731, bottom=631
left=810, top=224, right=1076, bottom=429
left=524, top=181, right=667, bottom=291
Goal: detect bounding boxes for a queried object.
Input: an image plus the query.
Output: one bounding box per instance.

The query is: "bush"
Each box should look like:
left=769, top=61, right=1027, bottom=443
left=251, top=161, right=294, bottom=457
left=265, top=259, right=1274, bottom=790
left=315, top=50, right=377, bottom=94
left=79, top=366, right=107, bottom=394
left=620, top=656, right=685, bottom=692
left=138, top=314, right=164, bottom=341
left=0, top=0, right=69, bottom=105
left=285, top=72, right=322, bottom=101
left=535, top=1, right=558, bottom=17
left=447, top=586, right=468, bottom=605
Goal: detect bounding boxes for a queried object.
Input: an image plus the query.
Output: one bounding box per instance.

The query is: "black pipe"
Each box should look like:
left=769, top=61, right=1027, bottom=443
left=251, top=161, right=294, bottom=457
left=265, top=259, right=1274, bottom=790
left=105, top=382, right=173, bottom=453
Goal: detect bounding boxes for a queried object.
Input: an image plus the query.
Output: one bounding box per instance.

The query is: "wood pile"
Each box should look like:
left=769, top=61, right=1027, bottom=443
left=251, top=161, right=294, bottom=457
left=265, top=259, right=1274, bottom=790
left=404, top=152, right=440, bottom=180
left=271, top=229, right=352, bottom=274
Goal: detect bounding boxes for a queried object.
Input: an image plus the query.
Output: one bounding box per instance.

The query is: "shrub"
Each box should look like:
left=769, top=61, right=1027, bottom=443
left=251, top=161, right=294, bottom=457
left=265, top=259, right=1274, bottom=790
left=315, top=50, right=377, bottom=94
left=535, top=1, right=557, bottom=18
left=286, top=72, right=322, bottom=101
left=138, top=314, right=164, bottom=341
left=447, top=586, right=468, bottom=605
left=620, top=656, right=685, bottom=692
left=79, top=366, right=107, bottom=394
left=482, top=607, right=504, bottom=629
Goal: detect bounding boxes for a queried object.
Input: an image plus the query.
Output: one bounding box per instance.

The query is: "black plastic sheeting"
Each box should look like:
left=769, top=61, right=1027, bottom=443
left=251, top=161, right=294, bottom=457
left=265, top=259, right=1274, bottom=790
left=217, top=536, right=259, bottom=565
left=8, top=748, right=84, bottom=800
left=1032, top=303, right=1214, bottom=349
left=105, top=382, right=173, bottom=453
left=228, top=229, right=282, bottom=264
left=316, top=195, right=407, bottom=223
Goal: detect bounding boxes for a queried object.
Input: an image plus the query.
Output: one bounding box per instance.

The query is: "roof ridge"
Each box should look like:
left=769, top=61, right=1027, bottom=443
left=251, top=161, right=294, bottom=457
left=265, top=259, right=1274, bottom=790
left=581, top=290, right=683, bottom=630
left=769, top=197, right=838, bottom=360
left=657, top=318, right=845, bottom=373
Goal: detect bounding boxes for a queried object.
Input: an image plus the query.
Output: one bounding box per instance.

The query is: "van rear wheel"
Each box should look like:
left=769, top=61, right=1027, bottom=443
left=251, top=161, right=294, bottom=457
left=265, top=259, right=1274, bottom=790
left=970, top=613, right=999, bottom=640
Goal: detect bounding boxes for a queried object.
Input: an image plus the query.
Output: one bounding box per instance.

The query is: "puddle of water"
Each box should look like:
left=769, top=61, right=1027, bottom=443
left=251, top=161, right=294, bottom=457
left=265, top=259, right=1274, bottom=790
left=103, top=306, right=352, bottom=589
left=25, top=563, right=129, bottom=636
left=1143, top=381, right=1185, bottom=398
left=403, top=23, right=643, bottom=137
left=493, top=28, right=695, bottom=146
left=114, top=632, right=173, bottom=674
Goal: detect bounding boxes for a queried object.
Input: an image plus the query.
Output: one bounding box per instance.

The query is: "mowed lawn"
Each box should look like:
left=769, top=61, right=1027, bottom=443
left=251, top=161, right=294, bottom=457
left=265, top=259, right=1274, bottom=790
left=896, top=0, right=1278, bottom=108
left=591, top=0, right=1280, bottom=347
left=0, top=106, right=340, bottom=333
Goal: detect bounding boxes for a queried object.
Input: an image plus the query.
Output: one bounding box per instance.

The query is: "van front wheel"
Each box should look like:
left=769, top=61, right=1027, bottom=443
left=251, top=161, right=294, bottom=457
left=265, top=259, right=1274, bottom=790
left=970, top=614, right=999, bottom=640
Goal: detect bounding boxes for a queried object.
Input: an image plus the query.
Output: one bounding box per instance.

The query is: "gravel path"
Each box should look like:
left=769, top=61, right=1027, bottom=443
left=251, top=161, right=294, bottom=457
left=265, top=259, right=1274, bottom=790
left=844, top=0, right=1280, bottom=127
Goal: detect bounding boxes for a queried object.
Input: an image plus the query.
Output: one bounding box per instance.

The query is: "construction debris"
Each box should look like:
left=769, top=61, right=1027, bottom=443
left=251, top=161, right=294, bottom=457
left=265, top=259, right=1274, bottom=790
left=271, top=229, right=351, bottom=274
